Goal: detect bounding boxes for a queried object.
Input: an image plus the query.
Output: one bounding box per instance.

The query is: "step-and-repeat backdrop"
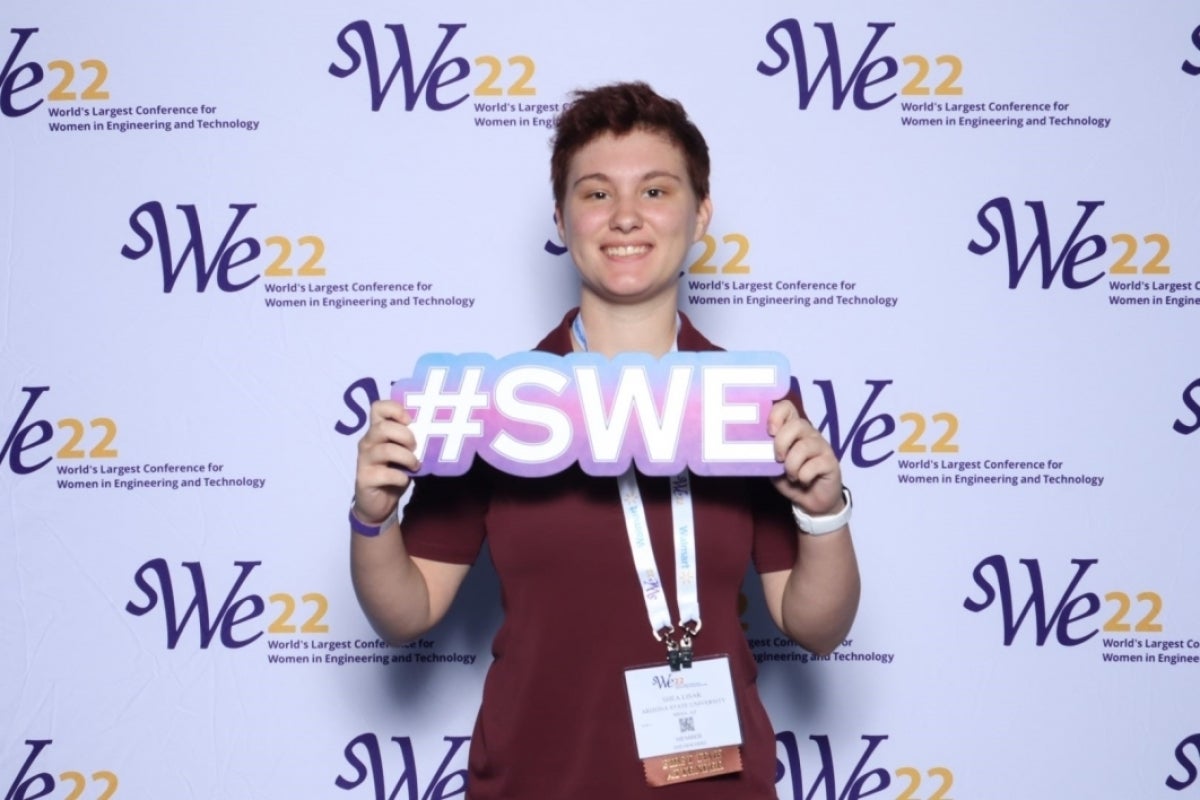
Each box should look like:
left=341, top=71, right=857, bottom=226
left=3, top=3, right=1199, bottom=797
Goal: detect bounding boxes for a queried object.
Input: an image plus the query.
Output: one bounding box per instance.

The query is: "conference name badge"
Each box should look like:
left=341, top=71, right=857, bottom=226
left=623, top=656, right=743, bottom=786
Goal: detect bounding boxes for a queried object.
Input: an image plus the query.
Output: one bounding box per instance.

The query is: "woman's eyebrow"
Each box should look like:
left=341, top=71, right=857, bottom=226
left=572, top=170, right=682, bottom=188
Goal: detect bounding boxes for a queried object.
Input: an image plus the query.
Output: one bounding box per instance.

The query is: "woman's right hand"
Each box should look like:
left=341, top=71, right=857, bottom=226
left=353, top=399, right=420, bottom=525
left=350, top=399, right=468, bottom=643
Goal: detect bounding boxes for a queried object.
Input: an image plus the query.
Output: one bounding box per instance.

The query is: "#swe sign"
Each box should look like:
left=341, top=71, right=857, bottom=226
left=391, top=351, right=793, bottom=478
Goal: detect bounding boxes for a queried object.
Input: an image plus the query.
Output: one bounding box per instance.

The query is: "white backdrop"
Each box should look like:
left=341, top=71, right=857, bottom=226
left=3, top=2, right=1199, bottom=797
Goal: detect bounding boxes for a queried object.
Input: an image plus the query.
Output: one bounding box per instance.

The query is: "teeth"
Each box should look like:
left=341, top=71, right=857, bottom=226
left=605, top=245, right=649, bottom=257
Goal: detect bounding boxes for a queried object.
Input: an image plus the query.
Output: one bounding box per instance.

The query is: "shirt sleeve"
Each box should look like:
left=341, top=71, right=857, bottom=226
left=751, top=377, right=808, bottom=574
left=401, top=460, right=491, bottom=565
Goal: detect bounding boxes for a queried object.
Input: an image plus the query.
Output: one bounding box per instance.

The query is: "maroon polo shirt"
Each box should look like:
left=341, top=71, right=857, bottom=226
left=403, top=308, right=802, bottom=799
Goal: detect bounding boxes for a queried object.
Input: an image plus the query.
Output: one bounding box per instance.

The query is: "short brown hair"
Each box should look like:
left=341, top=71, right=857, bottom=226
left=550, top=81, right=710, bottom=208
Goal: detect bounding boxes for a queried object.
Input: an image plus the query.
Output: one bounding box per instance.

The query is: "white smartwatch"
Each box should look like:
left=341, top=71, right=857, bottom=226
left=792, top=486, right=853, bottom=535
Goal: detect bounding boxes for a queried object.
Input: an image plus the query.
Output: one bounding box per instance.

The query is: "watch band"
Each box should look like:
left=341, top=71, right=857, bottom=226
left=349, top=505, right=396, bottom=537
left=792, top=486, right=853, bottom=536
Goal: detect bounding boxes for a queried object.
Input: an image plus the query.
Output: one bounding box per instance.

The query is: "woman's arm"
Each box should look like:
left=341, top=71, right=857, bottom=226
left=759, top=400, right=861, bottom=654
left=349, top=399, right=470, bottom=644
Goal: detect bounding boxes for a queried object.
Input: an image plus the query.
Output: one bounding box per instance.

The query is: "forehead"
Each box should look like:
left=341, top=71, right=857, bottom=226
left=567, top=128, right=688, bottom=181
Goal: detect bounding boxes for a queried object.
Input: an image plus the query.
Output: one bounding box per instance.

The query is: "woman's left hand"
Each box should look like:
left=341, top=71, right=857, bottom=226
left=768, top=399, right=846, bottom=516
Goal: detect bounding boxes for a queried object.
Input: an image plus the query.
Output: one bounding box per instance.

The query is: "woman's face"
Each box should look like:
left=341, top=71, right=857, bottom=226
left=555, top=128, right=712, bottom=308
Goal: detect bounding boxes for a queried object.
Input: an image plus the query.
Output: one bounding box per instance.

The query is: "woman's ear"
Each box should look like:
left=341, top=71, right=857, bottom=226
left=693, top=197, right=714, bottom=243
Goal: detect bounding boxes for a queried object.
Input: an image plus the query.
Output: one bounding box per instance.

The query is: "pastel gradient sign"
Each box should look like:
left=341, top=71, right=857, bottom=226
left=391, top=352, right=793, bottom=477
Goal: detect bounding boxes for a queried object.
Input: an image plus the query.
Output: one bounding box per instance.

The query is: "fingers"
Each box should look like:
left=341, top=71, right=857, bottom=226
left=767, top=398, right=799, bottom=437
left=770, top=401, right=845, bottom=514
left=370, top=399, right=411, bottom=428
left=359, top=418, right=418, bottom=461
left=770, top=400, right=813, bottom=464
left=777, top=424, right=835, bottom=488
left=360, top=400, right=417, bottom=455
left=359, top=439, right=421, bottom=476
left=354, top=400, right=421, bottom=522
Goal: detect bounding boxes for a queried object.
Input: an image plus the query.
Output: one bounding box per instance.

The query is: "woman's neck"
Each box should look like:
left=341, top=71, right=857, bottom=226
left=574, top=294, right=679, bottom=357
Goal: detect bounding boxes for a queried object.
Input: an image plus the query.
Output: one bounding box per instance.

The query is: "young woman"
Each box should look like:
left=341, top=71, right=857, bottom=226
left=350, top=81, right=860, bottom=798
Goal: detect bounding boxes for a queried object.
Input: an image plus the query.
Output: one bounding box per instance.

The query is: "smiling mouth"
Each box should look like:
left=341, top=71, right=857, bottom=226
left=603, top=245, right=650, bottom=257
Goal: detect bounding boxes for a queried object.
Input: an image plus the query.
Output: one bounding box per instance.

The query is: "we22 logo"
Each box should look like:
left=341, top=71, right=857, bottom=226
left=968, top=198, right=1172, bottom=290
left=2, top=387, right=118, bottom=476
left=963, top=555, right=1164, bottom=646
left=1, top=27, right=110, bottom=118
left=4, top=740, right=118, bottom=800
left=1167, top=733, right=1200, bottom=791
left=808, top=380, right=959, bottom=469
left=775, top=732, right=955, bottom=800
left=329, top=21, right=537, bottom=112
left=125, top=559, right=328, bottom=649
left=1174, top=378, right=1200, bottom=435
left=120, top=202, right=326, bottom=293
left=336, top=734, right=468, bottom=799
left=1184, top=24, right=1200, bottom=75
left=757, top=21, right=962, bottom=110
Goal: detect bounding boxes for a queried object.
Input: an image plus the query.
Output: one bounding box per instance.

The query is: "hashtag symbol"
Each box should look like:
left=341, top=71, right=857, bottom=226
left=403, top=366, right=489, bottom=462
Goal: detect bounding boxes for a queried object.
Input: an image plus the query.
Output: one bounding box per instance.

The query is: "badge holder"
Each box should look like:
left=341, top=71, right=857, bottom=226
left=623, top=654, right=744, bottom=787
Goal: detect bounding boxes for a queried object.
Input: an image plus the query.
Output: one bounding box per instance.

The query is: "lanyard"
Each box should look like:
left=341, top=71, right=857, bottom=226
left=572, top=312, right=701, bottom=670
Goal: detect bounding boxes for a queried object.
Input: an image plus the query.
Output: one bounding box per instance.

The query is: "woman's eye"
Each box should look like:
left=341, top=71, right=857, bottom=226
left=645, top=188, right=664, bottom=198
left=588, top=190, right=608, bottom=200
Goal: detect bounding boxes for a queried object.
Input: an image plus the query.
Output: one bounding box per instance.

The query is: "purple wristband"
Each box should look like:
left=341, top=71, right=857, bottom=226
left=349, top=506, right=388, bottom=537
